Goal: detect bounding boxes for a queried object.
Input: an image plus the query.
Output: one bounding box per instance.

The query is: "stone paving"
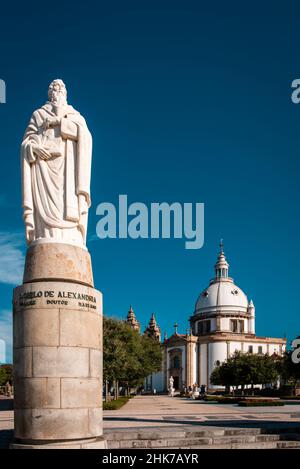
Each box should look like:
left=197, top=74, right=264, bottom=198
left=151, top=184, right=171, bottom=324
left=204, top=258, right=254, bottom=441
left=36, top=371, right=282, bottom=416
left=103, top=395, right=300, bottom=429
left=0, top=398, right=14, bottom=449
left=1, top=395, right=300, bottom=448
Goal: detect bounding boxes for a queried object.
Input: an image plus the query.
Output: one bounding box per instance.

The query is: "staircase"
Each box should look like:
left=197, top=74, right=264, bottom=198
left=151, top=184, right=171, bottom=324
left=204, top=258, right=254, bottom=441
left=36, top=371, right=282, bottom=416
left=104, top=426, right=300, bottom=449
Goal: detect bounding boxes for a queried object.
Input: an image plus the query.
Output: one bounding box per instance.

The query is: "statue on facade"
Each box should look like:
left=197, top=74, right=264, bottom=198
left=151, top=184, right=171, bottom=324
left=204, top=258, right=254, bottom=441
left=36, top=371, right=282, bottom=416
left=191, top=383, right=200, bottom=400
left=168, top=375, right=175, bottom=397
left=21, top=79, right=92, bottom=247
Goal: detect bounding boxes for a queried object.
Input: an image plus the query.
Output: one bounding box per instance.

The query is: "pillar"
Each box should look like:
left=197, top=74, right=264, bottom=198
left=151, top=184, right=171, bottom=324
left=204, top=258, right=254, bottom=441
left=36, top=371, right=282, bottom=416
left=11, top=242, right=106, bottom=449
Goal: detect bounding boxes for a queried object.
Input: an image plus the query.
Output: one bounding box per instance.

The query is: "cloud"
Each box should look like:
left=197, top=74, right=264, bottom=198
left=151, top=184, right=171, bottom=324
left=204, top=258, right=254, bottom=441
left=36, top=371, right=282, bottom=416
left=0, top=309, right=12, bottom=364
left=0, top=231, right=25, bottom=285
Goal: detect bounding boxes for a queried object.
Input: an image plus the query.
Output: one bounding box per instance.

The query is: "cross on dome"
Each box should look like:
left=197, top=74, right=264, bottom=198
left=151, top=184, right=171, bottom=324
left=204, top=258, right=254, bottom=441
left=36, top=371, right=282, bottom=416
left=215, top=239, right=229, bottom=279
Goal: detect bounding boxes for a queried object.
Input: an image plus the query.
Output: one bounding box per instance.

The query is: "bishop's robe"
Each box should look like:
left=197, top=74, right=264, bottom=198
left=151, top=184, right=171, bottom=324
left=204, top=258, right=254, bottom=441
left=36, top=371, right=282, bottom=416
left=21, top=102, right=92, bottom=246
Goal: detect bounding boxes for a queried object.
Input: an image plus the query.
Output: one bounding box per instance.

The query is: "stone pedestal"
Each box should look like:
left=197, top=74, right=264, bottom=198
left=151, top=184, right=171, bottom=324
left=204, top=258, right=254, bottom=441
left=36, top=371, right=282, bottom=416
left=12, top=243, right=106, bottom=449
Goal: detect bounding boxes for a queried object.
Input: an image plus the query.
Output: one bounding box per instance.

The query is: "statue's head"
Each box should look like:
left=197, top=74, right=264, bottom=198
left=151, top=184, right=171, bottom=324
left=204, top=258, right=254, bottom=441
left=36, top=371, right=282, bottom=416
left=48, top=79, right=67, bottom=106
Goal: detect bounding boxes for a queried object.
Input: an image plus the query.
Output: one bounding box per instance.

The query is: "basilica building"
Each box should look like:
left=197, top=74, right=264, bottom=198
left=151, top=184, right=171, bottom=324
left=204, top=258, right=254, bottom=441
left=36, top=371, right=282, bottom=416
left=126, top=243, right=286, bottom=392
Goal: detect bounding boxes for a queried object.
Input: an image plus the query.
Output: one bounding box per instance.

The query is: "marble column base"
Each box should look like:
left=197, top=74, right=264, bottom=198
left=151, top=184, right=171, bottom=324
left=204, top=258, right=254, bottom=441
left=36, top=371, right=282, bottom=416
left=13, top=274, right=103, bottom=446
left=23, top=242, right=94, bottom=287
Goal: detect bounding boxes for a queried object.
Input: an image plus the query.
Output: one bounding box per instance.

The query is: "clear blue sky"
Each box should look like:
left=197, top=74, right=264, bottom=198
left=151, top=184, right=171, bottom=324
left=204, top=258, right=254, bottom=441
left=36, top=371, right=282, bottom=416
left=0, top=1, right=299, bottom=363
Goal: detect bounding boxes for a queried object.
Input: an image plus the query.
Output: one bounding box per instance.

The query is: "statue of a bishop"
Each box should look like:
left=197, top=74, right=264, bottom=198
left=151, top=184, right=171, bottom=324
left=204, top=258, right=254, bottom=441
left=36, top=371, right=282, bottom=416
left=21, top=79, right=92, bottom=246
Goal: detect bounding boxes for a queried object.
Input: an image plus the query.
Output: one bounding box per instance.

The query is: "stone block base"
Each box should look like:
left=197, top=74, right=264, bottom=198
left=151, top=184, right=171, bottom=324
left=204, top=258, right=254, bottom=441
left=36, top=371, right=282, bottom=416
left=23, top=242, right=94, bottom=287
left=13, top=274, right=103, bottom=444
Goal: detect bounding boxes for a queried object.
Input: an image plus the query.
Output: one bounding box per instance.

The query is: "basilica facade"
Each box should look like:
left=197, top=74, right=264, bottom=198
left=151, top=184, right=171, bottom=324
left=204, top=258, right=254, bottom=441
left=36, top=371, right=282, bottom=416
left=126, top=243, right=286, bottom=392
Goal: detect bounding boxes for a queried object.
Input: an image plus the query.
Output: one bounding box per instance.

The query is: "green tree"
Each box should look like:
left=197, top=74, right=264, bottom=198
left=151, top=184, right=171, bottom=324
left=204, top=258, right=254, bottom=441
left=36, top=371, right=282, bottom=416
left=103, top=317, right=162, bottom=398
left=210, top=354, right=240, bottom=392
left=211, top=351, right=280, bottom=394
left=280, top=341, right=300, bottom=395
left=103, top=317, right=128, bottom=383
left=0, top=364, right=13, bottom=387
left=140, top=335, right=162, bottom=379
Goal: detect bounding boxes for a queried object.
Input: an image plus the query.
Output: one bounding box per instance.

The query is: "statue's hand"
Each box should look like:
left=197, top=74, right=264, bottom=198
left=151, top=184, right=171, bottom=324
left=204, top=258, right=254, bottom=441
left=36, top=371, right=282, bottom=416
left=32, top=144, right=52, bottom=161
left=42, top=117, right=61, bottom=130
left=25, top=225, right=34, bottom=244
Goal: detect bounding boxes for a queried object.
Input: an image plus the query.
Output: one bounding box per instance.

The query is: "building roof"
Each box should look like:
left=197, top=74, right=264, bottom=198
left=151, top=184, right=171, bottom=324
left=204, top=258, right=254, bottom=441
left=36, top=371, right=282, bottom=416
left=195, top=279, right=249, bottom=313
left=194, top=242, right=249, bottom=315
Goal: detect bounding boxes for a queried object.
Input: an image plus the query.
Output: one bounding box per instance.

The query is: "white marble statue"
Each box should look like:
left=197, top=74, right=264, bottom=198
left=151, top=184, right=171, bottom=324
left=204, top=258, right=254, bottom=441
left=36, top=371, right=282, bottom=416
left=21, top=79, right=92, bottom=247
left=168, top=376, right=175, bottom=397
left=191, top=384, right=199, bottom=400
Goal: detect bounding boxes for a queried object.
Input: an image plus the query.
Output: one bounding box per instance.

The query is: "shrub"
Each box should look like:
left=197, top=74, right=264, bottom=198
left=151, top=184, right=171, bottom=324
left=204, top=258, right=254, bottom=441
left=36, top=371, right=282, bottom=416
left=203, top=395, right=240, bottom=404
left=238, top=400, right=285, bottom=407
left=203, top=395, right=219, bottom=402
left=217, top=397, right=241, bottom=404
left=260, top=388, right=281, bottom=397
left=280, top=396, right=300, bottom=400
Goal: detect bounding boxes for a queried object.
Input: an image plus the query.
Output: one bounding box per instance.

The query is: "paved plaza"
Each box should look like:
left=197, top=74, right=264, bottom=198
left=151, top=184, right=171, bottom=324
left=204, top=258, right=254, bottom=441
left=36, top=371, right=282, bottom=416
left=104, top=395, right=300, bottom=448
left=1, top=395, right=300, bottom=448
left=103, top=395, right=300, bottom=429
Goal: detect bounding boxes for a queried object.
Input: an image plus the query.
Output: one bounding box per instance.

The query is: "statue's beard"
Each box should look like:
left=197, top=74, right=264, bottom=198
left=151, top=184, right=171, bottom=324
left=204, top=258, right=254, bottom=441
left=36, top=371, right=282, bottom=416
left=51, top=93, right=67, bottom=107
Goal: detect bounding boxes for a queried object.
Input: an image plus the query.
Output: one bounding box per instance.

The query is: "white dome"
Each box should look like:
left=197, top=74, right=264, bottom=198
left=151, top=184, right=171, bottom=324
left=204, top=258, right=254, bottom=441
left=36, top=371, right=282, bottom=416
left=193, top=243, right=250, bottom=316
left=194, top=279, right=248, bottom=314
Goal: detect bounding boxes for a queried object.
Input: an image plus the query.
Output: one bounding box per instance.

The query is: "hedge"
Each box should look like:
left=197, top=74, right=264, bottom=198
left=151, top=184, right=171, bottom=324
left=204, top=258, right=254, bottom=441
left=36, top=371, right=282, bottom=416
left=103, top=396, right=132, bottom=410
left=238, top=400, right=285, bottom=407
